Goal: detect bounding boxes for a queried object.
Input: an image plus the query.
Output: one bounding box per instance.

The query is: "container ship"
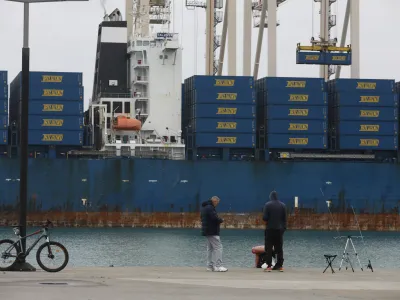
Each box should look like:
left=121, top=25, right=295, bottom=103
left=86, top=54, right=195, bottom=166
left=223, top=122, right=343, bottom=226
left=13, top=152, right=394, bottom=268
left=1, top=1, right=400, bottom=231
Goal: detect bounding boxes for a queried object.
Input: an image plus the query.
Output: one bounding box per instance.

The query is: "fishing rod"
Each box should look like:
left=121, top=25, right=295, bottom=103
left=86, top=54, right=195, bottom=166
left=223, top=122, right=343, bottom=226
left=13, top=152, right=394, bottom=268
left=320, top=187, right=341, bottom=238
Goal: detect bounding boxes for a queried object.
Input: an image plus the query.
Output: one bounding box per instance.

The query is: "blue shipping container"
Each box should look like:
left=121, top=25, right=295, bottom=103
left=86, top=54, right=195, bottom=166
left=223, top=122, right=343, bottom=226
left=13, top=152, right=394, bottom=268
left=0, top=115, right=7, bottom=129
left=331, top=92, right=398, bottom=107
left=0, top=71, right=7, bottom=85
left=188, top=75, right=253, bottom=90
left=28, top=130, right=83, bottom=146
left=13, top=71, right=82, bottom=87
left=325, top=52, right=352, bottom=66
left=296, top=51, right=326, bottom=65
left=192, top=118, right=255, bottom=134
left=267, top=119, right=327, bottom=134
left=338, top=135, right=398, bottom=150
left=0, top=130, right=7, bottom=145
left=267, top=133, right=327, bottom=149
left=0, top=100, right=7, bottom=114
left=264, top=90, right=327, bottom=106
left=338, top=121, right=398, bottom=136
left=328, top=78, right=395, bottom=93
left=334, top=107, right=398, bottom=121
left=258, top=77, right=326, bottom=92
left=28, top=86, right=83, bottom=101
left=29, top=101, right=83, bottom=116
left=193, top=104, right=256, bottom=119
left=195, top=133, right=255, bottom=148
left=28, top=115, right=84, bottom=130
left=189, top=88, right=254, bottom=105
left=266, top=105, right=327, bottom=120
left=1, top=85, right=7, bottom=100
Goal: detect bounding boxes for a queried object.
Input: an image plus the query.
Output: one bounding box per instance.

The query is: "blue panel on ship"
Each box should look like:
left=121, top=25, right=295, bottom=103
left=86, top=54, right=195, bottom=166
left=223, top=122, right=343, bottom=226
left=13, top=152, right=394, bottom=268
left=258, top=77, right=326, bottom=91
left=331, top=93, right=398, bottom=107
left=28, top=115, right=84, bottom=131
left=0, top=100, right=7, bottom=114
left=29, top=86, right=84, bottom=101
left=264, top=90, right=327, bottom=106
left=1, top=85, right=7, bottom=100
left=29, top=101, right=83, bottom=116
left=338, top=121, right=398, bottom=136
left=328, top=78, right=395, bottom=93
left=0, top=71, right=7, bottom=85
left=190, top=89, right=255, bottom=105
left=338, top=135, right=398, bottom=150
left=192, top=103, right=256, bottom=119
left=195, top=133, right=255, bottom=148
left=28, top=130, right=83, bottom=146
left=296, top=51, right=326, bottom=65
left=187, top=75, right=253, bottom=90
left=267, top=120, right=327, bottom=134
left=13, top=71, right=83, bottom=87
left=267, top=134, right=327, bottom=149
left=334, top=107, right=398, bottom=121
left=325, top=52, right=352, bottom=65
left=192, top=118, right=255, bottom=134
left=0, top=115, right=8, bottom=129
left=0, top=130, right=7, bottom=145
left=266, top=105, right=327, bottom=120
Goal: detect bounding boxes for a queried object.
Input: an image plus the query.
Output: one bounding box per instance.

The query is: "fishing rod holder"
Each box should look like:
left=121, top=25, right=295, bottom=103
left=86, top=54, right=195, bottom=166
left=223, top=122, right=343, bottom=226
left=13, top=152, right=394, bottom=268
left=337, top=235, right=369, bottom=272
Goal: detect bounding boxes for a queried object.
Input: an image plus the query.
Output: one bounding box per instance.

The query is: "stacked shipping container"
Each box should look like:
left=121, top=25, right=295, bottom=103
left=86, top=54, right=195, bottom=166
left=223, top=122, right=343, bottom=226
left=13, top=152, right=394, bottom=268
left=183, top=75, right=256, bottom=149
left=256, top=77, right=328, bottom=149
left=9, top=71, right=84, bottom=146
left=328, top=79, right=398, bottom=151
left=0, top=71, right=8, bottom=144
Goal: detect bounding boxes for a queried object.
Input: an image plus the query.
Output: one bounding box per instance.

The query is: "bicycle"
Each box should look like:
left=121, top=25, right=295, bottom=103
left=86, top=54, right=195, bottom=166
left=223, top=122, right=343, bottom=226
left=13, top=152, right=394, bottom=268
left=0, top=220, right=69, bottom=272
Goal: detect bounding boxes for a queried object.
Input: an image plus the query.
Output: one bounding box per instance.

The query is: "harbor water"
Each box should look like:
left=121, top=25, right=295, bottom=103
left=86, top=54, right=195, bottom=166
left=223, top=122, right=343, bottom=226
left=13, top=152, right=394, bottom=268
left=0, top=228, right=399, bottom=269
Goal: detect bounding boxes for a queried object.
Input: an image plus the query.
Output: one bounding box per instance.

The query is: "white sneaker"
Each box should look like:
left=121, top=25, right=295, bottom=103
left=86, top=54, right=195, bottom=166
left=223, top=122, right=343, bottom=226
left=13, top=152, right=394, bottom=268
left=206, top=267, right=214, bottom=271
left=214, top=266, right=228, bottom=272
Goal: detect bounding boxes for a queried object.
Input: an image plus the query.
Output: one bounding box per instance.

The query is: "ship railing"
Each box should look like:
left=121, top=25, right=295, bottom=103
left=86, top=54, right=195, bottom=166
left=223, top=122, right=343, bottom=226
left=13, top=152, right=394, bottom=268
left=133, top=59, right=149, bottom=67
left=133, top=91, right=149, bottom=98
left=134, top=76, right=149, bottom=82
left=97, top=92, right=132, bottom=99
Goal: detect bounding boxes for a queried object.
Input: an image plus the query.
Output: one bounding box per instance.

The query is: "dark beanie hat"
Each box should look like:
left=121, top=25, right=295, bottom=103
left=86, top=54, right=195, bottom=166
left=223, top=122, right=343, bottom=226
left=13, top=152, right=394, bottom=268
left=270, top=191, right=278, bottom=200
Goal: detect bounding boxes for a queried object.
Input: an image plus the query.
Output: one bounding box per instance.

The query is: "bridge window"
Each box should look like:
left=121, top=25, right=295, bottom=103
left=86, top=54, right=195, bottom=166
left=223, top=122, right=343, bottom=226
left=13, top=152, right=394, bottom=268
left=107, top=117, right=110, bottom=129
left=124, top=102, right=131, bottom=114
left=103, top=101, right=111, bottom=113
left=113, top=102, right=122, bottom=113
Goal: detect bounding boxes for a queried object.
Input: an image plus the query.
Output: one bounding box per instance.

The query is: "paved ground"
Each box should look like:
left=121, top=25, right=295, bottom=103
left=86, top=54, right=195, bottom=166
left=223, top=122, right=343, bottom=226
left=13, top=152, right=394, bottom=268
left=0, top=266, right=399, bottom=300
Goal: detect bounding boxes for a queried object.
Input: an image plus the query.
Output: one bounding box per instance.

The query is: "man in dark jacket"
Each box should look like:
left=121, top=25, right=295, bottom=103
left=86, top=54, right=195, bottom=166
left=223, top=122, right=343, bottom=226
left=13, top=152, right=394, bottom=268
left=200, top=196, right=227, bottom=272
left=263, top=190, right=287, bottom=272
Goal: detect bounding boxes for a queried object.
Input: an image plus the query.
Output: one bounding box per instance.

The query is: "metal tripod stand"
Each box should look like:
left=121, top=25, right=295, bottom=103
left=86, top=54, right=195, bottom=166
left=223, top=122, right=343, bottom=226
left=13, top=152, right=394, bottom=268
left=337, top=235, right=364, bottom=272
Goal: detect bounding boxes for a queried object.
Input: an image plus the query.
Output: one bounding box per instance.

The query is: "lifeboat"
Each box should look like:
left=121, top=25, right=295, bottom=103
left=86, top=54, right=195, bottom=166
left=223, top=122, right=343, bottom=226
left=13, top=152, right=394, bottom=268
left=112, top=115, right=142, bottom=131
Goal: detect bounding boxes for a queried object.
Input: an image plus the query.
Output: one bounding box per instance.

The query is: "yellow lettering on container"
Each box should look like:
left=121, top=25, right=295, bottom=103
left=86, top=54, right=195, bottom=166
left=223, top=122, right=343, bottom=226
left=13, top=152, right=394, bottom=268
left=216, top=137, right=237, bottom=144
left=360, top=96, right=379, bottom=103
left=216, top=122, right=237, bottom=129
left=289, top=109, right=308, bottom=116
left=359, top=139, right=379, bottom=147
left=289, top=138, right=308, bottom=145
left=360, top=110, right=379, bottom=118
left=42, top=119, right=64, bottom=127
left=217, top=108, right=237, bottom=115
left=289, top=94, right=309, bottom=102
left=332, top=56, right=346, bottom=61
left=41, top=75, right=63, bottom=83
left=305, top=55, right=320, bottom=60
left=42, top=134, right=63, bottom=142
left=288, top=123, right=308, bottom=130
left=42, top=89, right=64, bottom=97
left=357, top=82, right=376, bottom=89
left=360, top=125, right=379, bottom=132
left=215, top=79, right=235, bottom=86
left=42, top=104, right=64, bottom=112
left=217, top=93, right=237, bottom=100
left=286, top=81, right=306, bottom=88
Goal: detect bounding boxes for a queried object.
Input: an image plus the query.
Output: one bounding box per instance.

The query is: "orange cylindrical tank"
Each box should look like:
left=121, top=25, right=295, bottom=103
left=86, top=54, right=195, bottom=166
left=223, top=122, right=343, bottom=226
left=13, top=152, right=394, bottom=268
left=113, top=115, right=142, bottom=131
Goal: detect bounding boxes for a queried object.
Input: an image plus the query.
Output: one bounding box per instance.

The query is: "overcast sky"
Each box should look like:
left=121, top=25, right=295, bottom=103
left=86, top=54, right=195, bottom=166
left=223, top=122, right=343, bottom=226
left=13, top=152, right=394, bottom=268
left=1, top=0, right=399, bottom=109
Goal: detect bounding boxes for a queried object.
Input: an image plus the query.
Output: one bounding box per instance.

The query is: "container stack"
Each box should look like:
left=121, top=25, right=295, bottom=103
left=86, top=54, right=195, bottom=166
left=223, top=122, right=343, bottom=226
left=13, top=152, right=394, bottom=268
left=9, top=71, right=84, bottom=146
left=256, top=77, right=328, bottom=150
left=0, top=71, right=8, bottom=145
left=183, top=75, right=256, bottom=151
left=328, top=78, right=398, bottom=151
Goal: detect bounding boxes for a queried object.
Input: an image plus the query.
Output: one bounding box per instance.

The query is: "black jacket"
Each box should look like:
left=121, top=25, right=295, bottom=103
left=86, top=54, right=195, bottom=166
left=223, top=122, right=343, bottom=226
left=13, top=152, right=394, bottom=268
left=263, top=191, right=287, bottom=230
left=200, top=200, right=223, bottom=236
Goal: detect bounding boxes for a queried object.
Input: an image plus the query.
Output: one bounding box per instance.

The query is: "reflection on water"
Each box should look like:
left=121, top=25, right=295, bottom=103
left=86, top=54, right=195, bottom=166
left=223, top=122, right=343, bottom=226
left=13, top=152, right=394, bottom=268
left=0, top=228, right=398, bottom=269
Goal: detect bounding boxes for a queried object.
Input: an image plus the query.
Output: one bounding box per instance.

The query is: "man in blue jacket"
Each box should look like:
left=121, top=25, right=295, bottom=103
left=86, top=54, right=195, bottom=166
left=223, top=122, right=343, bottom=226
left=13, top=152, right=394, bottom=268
left=263, top=190, right=287, bottom=272
left=200, top=196, right=228, bottom=272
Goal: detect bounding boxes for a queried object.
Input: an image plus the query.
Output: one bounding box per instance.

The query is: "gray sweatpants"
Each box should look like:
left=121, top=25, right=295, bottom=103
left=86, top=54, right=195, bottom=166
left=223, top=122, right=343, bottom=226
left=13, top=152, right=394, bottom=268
left=206, top=235, right=223, bottom=268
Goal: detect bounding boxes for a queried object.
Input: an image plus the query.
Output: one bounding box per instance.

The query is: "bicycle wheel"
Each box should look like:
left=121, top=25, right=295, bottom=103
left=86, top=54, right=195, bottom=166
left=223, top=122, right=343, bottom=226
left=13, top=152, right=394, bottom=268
left=36, top=241, right=69, bottom=273
left=0, top=239, right=20, bottom=271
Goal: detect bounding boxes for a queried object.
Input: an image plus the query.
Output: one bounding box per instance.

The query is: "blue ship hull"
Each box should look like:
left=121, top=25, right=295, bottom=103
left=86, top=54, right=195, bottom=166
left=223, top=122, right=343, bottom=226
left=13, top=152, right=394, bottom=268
left=0, top=158, right=399, bottom=230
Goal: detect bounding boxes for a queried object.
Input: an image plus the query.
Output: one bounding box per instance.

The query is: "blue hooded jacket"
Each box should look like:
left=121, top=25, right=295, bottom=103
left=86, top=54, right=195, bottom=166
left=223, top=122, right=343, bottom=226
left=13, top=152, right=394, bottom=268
left=200, top=200, right=223, bottom=236
left=263, top=191, right=287, bottom=230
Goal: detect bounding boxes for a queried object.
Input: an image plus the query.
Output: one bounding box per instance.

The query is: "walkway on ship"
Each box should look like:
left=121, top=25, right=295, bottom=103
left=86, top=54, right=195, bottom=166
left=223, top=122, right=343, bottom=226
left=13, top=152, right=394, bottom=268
left=1, top=266, right=399, bottom=299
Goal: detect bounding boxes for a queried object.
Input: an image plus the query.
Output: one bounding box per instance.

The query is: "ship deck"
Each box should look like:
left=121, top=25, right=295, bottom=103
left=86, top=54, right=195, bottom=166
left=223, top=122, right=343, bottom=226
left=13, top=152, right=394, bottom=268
left=1, top=266, right=399, bottom=300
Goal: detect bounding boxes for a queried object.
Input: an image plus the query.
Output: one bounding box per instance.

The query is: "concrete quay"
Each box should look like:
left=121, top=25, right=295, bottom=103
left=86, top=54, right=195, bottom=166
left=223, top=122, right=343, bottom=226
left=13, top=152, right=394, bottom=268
left=0, top=266, right=399, bottom=300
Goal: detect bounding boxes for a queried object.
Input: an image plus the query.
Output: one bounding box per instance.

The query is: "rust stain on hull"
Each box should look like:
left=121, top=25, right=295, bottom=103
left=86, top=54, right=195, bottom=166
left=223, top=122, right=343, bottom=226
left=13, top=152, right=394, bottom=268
left=0, top=212, right=400, bottom=231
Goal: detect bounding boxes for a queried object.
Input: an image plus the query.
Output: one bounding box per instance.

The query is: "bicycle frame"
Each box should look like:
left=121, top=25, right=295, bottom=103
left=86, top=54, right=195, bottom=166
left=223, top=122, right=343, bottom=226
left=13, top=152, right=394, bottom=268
left=7, top=227, right=51, bottom=257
